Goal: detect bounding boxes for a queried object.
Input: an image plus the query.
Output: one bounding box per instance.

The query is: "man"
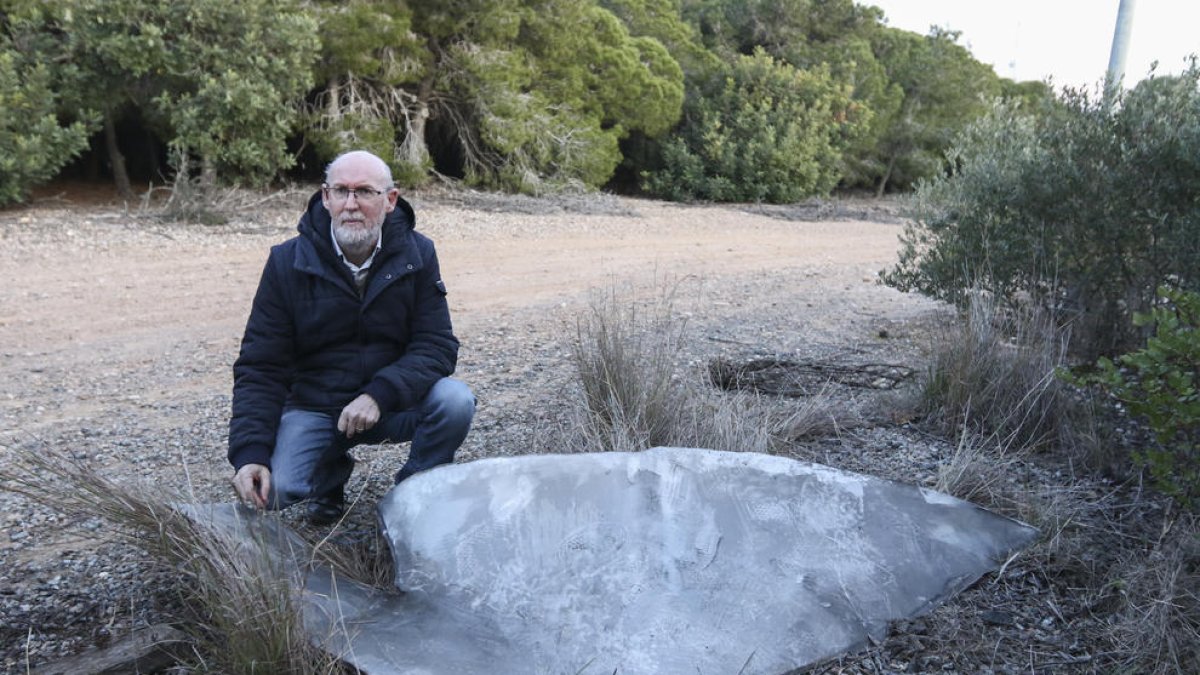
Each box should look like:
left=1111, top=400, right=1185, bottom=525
left=228, top=150, right=475, bottom=524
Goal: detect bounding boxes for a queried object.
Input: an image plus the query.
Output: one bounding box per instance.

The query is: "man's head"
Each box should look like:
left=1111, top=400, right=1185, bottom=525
left=322, top=151, right=399, bottom=257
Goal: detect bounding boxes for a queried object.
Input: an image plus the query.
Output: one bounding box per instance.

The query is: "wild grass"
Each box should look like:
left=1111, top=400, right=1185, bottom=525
left=1103, top=513, right=1200, bottom=674
left=569, top=284, right=847, bottom=456
left=572, top=284, right=689, bottom=452
left=920, top=289, right=1200, bottom=674
left=0, top=446, right=351, bottom=674
left=921, top=291, right=1096, bottom=455
left=934, top=426, right=1029, bottom=516
left=305, top=524, right=396, bottom=592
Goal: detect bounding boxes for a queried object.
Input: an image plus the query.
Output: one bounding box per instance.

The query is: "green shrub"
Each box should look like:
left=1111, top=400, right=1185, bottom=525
left=1085, top=287, right=1200, bottom=509
left=0, top=24, right=91, bottom=206
left=883, top=62, right=1200, bottom=358
left=62, top=0, right=318, bottom=188
left=641, top=48, right=865, bottom=203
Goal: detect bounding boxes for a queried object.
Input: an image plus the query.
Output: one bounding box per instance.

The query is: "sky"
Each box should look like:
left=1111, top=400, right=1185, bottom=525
left=865, top=0, right=1200, bottom=91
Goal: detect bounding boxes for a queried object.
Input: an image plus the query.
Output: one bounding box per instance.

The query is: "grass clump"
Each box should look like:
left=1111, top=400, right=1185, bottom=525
left=934, top=428, right=1029, bottom=516
left=1103, top=513, right=1200, bottom=674
left=572, top=285, right=689, bottom=452
left=570, top=284, right=839, bottom=456
left=921, top=291, right=1094, bottom=455
left=0, top=446, right=350, bottom=674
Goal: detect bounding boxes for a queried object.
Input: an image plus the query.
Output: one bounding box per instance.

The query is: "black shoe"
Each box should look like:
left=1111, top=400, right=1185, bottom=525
left=306, top=495, right=345, bottom=525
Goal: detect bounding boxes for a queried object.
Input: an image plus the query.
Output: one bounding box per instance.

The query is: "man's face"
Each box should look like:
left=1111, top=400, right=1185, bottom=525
left=322, top=156, right=399, bottom=250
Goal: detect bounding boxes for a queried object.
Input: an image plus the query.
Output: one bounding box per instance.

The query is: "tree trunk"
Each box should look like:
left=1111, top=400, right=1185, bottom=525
left=327, top=77, right=341, bottom=122
left=875, top=154, right=896, bottom=199
left=200, top=153, right=216, bottom=190
left=104, top=114, right=134, bottom=201
left=397, top=78, right=432, bottom=174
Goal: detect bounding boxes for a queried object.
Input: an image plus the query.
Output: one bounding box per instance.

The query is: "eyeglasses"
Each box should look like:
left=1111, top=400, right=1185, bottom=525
left=323, top=185, right=387, bottom=201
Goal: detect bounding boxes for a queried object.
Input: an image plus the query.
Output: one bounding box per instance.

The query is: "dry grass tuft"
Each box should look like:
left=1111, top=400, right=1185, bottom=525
left=1103, top=513, right=1200, bottom=674
left=569, top=284, right=850, bottom=456
left=0, top=444, right=351, bottom=674
left=571, top=284, right=691, bottom=452
left=935, top=428, right=1029, bottom=515
left=922, top=291, right=1095, bottom=455
left=305, top=520, right=396, bottom=592
left=672, top=387, right=777, bottom=454
left=773, top=383, right=870, bottom=442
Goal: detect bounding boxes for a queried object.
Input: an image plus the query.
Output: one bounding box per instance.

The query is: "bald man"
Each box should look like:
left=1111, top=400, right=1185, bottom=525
left=228, top=150, right=475, bottom=524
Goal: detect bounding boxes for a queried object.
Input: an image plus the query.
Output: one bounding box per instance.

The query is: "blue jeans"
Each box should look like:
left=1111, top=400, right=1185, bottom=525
left=267, top=377, right=475, bottom=509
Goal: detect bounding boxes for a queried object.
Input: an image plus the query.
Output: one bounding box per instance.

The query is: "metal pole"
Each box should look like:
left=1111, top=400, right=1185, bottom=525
left=1106, top=0, right=1137, bottom=89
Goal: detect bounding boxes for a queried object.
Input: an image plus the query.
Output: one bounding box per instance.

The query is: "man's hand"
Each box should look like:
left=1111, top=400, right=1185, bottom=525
left=233, top=463, right=271, bottom=509
left=339, top=393, right=381, bottom=439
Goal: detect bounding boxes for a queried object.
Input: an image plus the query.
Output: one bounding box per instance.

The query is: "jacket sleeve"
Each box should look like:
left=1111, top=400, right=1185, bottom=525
left=228, top=249, right=295, bottom=470
left=362, top=238, right=459, bottom=411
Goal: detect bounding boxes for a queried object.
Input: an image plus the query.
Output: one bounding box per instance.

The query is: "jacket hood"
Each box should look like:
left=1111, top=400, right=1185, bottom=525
left=297, top=189, right=418, bottom=259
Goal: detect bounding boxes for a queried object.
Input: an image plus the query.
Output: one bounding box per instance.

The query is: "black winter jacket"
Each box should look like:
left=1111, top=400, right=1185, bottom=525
left=227, top=192, right=459, bottom=471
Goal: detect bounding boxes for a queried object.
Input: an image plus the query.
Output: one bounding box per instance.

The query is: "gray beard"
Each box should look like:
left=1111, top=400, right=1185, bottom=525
left=334, top=222, right=381, bottom=258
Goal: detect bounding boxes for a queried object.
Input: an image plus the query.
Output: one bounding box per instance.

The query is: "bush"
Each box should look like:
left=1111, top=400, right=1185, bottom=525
left=641, top=48, right=864, bottom=203
left=883, top=62, right=1200, bottom=358
left=1083, top=287, right=1200, bottom=509
left=0, top=32, right=90, bottom=206
left=62, top=0, right=318, bottom=187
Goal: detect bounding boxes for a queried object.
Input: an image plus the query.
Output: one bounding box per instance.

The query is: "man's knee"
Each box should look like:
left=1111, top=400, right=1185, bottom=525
left=426, top=377, right=476, bottom=424
left=268, top=409, right=341, bottom=509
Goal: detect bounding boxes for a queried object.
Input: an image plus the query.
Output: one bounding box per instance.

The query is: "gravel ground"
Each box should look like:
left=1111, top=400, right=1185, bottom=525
left=0, top=188, right=1163, bottom=673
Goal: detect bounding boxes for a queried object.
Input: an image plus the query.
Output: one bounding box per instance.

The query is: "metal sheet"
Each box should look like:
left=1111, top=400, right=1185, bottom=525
left=189, top=447, right=1038, bottom=674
